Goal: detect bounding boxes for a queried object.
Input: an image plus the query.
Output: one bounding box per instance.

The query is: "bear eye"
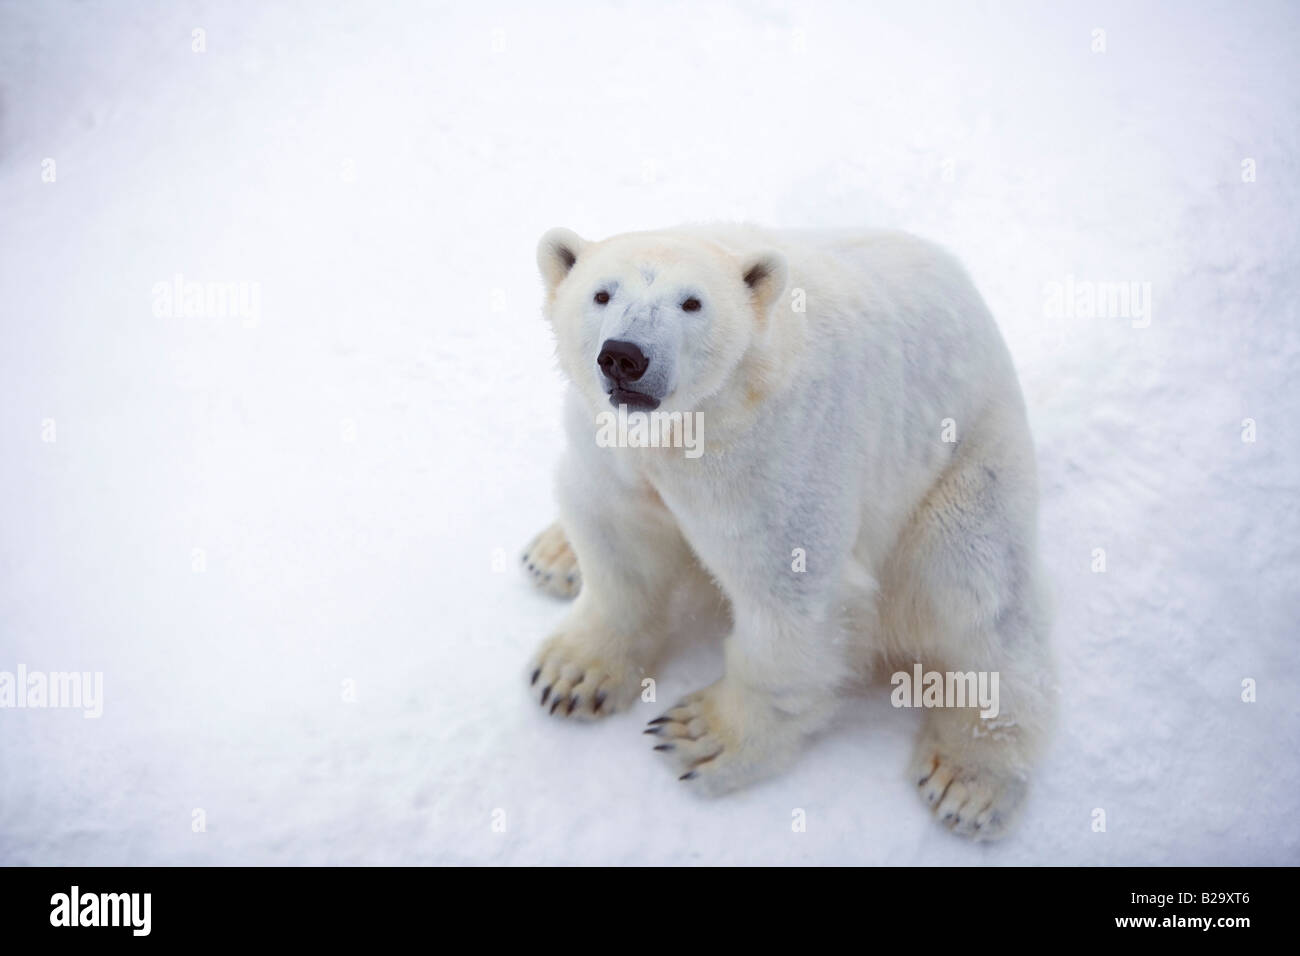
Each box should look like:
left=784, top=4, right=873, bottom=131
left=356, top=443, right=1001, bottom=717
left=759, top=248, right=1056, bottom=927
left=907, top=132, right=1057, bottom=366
left=594, top=290, right=610, bottom=305
left=682, top=297, right=701, bottom=312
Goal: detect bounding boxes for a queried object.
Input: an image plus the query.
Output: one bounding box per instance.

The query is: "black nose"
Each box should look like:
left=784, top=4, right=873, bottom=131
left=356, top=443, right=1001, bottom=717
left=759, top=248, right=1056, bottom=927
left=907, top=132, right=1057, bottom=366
left=597, top=339, right=649, bottom=383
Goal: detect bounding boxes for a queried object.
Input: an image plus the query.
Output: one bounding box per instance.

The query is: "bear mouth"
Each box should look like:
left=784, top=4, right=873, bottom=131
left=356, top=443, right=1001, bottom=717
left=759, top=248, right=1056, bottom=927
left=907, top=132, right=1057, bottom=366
left=608, top=387, right=660, bottom=411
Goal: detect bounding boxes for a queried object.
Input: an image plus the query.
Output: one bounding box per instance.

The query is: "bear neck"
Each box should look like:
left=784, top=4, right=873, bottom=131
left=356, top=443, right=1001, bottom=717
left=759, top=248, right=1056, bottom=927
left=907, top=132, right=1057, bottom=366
left=698, top=313, right=808, bottom=447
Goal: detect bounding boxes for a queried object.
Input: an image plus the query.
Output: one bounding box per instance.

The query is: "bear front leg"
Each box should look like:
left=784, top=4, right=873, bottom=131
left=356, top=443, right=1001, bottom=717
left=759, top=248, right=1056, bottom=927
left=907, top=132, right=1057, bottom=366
left=908, top=649, right=1054, bottom=840
left=527, top=458, right=692, bottom=720
left=647, top=601, right=850, bottom=793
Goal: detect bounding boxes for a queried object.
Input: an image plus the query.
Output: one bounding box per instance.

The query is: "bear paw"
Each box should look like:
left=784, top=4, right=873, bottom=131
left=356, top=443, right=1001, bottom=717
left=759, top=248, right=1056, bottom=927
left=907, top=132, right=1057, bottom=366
left=912, top=748, right=1028, bottom=841
left=644, top=681, right=785, bottom=795
left=521, top=522, right=581, bottom=598
left=528, top=632, right=637, bottom=720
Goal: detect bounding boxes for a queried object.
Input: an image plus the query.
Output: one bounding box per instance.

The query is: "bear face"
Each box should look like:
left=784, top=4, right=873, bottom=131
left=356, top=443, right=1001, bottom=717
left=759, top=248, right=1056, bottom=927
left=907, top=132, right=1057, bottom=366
left=537, top=227, right=788, bottom=417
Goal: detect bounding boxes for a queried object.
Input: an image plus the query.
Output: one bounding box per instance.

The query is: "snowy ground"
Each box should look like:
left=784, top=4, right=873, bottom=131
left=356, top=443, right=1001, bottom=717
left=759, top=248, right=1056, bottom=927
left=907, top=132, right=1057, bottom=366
left=1, top=0, right=1297, bottom=865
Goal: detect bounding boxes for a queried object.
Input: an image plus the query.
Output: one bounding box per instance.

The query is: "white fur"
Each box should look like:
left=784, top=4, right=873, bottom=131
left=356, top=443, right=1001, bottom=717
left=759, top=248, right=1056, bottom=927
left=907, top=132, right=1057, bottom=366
left=524, top=224, right=1055, bottom=840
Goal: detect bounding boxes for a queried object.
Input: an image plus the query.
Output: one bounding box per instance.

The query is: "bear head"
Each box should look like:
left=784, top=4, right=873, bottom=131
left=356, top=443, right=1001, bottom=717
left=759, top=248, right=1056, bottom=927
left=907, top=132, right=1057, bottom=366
left=536, top=227, right=789, bottom=416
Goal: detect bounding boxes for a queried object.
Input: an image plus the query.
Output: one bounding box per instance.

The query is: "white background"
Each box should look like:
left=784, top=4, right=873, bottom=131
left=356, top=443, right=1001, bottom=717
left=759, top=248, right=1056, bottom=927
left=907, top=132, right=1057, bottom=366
left=0, top=0, right=1296, bottom=864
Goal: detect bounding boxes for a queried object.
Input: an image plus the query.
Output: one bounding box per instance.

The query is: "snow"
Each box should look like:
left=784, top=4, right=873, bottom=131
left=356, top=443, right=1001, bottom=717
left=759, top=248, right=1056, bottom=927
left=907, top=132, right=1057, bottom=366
left=1, top=0, right=1297, bottom=865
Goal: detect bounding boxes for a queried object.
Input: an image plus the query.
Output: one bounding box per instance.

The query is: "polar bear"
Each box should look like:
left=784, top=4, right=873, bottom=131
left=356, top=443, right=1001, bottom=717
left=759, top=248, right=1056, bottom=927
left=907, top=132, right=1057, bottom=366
left=522, top=224, right=1054, bottom=840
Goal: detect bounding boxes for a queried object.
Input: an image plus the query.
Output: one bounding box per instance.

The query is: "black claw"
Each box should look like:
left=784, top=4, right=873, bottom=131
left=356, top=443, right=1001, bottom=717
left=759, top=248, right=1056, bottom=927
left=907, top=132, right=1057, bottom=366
left=540, top=686, right=551, bottom=705
left=647, top=716, right=670, bottom=726
left=530, top=668, right=541, bottom=686
left=593, top=692, right=607, bottom=713
left=679, top=771, right=697, bottom=781
left=549, top=697, right=562, bottom=715
left=566, top=697, right=578, bottom=715
left=642, top=727, right=661, bottom=736
left=653, top=744, right=674, bottom=752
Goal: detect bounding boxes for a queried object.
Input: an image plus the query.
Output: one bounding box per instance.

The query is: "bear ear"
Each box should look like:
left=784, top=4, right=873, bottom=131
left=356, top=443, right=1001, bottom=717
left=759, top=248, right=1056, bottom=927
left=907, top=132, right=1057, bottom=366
left=740, top=250, right=789, bottom=319
left=537, top=227, right=587, bottom=296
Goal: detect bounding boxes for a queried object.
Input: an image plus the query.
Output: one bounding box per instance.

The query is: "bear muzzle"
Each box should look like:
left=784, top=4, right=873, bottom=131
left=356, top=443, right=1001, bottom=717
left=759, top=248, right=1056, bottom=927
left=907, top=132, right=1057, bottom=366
left=598, top=339, right=662, bottom=410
